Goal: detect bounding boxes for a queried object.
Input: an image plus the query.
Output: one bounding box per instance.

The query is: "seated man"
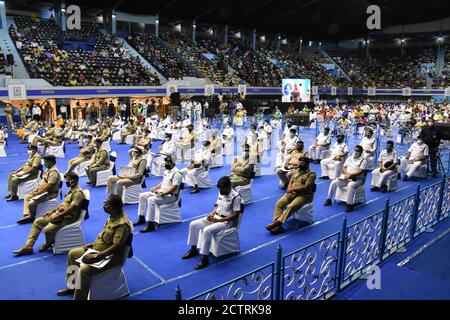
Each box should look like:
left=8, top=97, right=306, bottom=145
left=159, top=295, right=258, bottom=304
left=371, top=140, right=398, bottom=192
left=360, top=128, right=377, bottom=165
left=399, top=135, right=429, bottom=181
left=69, top=119, right=87, bottom=141
left=309, top=127, right=331, bottom=164
left=134, top=156, right=182, bottom=232
left=176, top=124, right=196, bottom=162
left=129, top=128, right=151, bottom=158
left=324, top=145, right=367, bottom=212
left=119, top=119, right=137, bottom=144
left=106, top=146, right=147, bottom=198
left=6, top=145, right=42, bottom=202
left=267, top=157, right=316, bottom=235
left=66, top=134, right=95, bottom=174
left=276, top=140, right=309, bottom=189
left=278, top=128, right=300, bottom=164
left=149, top=132, right=177, bottom=171
left=182, top=176, right=242, bottom=269
left=209, top=129, right=222, bottom=156
left=57, top=194, right=132, bottom=300
left=79, top=121, right=98, bottom=148
left=17, top=155, right=61, bottom=224
left=21, top=120, right=39, bottom=143
left=229, top=144, right=254, bottom=187
left=13, top=172, right=85, bottom=256
left=180, top=141, right=212, bottom=194
left=320, top=134, right=348, bottom=180
left=86, top=138, right=110, bottom=186
left=97, top=123, right=111, bottom=142
left=33, top=124, right=65, bottom=155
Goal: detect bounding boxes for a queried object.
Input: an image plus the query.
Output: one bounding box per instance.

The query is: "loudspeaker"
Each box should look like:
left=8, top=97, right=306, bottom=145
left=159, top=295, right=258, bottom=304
left=6, top=54, right=14, bottom=66
left=170, top=92, right=181, bottom=106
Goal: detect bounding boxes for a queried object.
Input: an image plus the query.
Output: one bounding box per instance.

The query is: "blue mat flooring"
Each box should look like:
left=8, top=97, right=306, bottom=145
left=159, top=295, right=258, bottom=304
left=0, top=125, right=446, bottom=300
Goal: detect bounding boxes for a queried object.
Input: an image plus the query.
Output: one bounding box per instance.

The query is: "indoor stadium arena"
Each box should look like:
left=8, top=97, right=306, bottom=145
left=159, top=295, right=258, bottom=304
left=0, top=0, right=449, bottom=305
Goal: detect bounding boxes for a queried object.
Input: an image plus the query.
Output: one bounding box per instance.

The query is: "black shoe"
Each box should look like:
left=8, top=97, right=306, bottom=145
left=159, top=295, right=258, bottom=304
left=432, top=173, right=437, bottom=178
left=190, top=187, right=200, bottom=194
left=323, top=199, right=332, bottom=206
left=6, top=195, right=19, bottom=202
left=140, top=222, right=155, bottom=233
left=380, top=185, right=388, bottom=193
left=133, top=216, right=146, bottom=226
left=370, top=186, right=379, bottom=192
left=86, top=181, right=93, bottom=185
left=314, top=160, right=321, bottom=164
left=195, top=256, right=209, bottom=270
left=57, top=288, right=75, bottom=296
left=345, top=204, right=354, bottom=212
left=17, top=215, right=35, bottom=224
left=182, top=247, right=199, bottom=259
left=319, top=176, right=329, bottom=180
left=402, top=175, right=409, bottom=181
left=4, top=194, right=11, bottom=199
left=13, top=247, right=33, bottom=256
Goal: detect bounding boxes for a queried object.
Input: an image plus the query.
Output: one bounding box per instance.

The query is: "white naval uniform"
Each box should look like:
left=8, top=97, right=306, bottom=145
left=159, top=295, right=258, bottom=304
left=138, top=168, right=182, bottom=221
left=320, top=142, right=349, bottom=178
left=180, top=147, right=212, bottom=186
left=149, top=140, right=177, bottom=169
left=399, top=142, right=429, bottom=177
left=222, top=127, right=234, bottom=144
left=371, top=149, right=399, bottom=188
left=327, top=156, right=367, bottom=204
left=187, top=189, right=242, bottom=255
left=309, top=133, right=331, bottom=160
left=360, top=136, right=377, bottom=158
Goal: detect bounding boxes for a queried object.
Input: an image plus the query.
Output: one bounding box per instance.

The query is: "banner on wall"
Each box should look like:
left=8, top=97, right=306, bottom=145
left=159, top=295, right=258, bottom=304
left=311, top=86, right=318, bottom=95
left=367, top=87, right=376, bottom=96
left=402, top=87, right=412, bottom=96
left=445, top=87, right=450, bottom=96
left=238, top=84, right=247, bottom=96
left=166, top=84, right=178, bottom=95
left=331, top=87, right=337, bottom=96
left=204, top=84, right=214, bottom=96
left=7, top=84, right=27, bottom=100
left=347, top=87, right=353, bottom=95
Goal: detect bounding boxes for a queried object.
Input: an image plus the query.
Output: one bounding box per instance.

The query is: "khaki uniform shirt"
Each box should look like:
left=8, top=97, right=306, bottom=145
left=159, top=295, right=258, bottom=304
left=23, top=153, right=42, bottom=179
left=59, top=185, right=85, bottom=223
left=231, top=157, right=254, bottom=179
left=92, top=147, right=110, bottom=168
left=289, top=169, right=316, bottom=198
left=39, top=166, right=61, bottom=197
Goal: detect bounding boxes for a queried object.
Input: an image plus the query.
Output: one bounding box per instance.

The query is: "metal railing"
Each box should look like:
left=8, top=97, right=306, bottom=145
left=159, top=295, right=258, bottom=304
left=176, top=175, right=450, bottom=300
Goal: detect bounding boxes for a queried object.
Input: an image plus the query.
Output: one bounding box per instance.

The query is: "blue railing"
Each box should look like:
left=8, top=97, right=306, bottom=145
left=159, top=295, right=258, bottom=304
left=177, top=175, right=450, bottom=300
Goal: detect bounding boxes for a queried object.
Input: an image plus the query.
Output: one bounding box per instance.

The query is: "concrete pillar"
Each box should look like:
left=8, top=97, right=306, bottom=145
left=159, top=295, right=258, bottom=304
left=0, top=1, right=7, bottom=30
left=111, top=11, right=116, bottom=35
left=192, top=20, right=196, bottom=42
left=276, top=34, right=281, bottom=51
left=298, top=37, right=303, bottom=56
left=224, top=24, right=228, bottom=44
left=155, top=14, right=159, bottom=38
left=252, top=29, right=256, bottom=50
left=61, top=7, right=67, bottom=32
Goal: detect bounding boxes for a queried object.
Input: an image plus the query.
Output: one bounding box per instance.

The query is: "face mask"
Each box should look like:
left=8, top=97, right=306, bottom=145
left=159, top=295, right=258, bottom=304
left=298, top=163, right=307, bottom=171
left=386, top=146, right=393, bottom=152
left=44, top=161, right=50, bottom=168
left=103, top=205, right=111, bottom=214
left=164, top=163, right=172, bottom=170
left=27, top=150, right=33, bottom=156
left=354, top=152, right=362, bottom=158
left=418, top=139, right=424, bottom=145
left=337, top=138, right=344, bottom=143
left=66, top=181, right=76, bottom=188
left=219, top=189, right=229, bottom=196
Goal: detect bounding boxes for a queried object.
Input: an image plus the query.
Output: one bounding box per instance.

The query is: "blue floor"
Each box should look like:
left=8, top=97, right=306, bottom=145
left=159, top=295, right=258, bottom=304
left=0, top=126, right=445, bottom=300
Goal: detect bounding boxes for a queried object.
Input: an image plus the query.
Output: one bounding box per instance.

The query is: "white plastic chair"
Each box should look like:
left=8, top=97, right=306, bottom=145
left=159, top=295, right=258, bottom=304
left=336, top=183, right=366, bottom=205
left=177, top=146, right=194, bottom=162
left=293, top=202, right=314, bottom=225
left=254, top=163, right=261, bottom=177
left=184, top=169, right=211, bottom=189
left=150, top=156, right=165, bottom=177
left=102, top=138, right=111, bottom=152
left=48, top=142, right=65, bottom=158
left=154, top=190, right=183, bottom=225
left=36, top=173, right=64, bottom=217
left=234, top=182, right=253, bottom=205
left=386, top=174, right=399, bottom=191
left=122, top=179, right=145, bottom=205
left=18, top=177, right=40, bottom=200
left=223, top=142, right=233, bottom=156
left=210, top=153, right=224, bottom=168
left=53, top=189, right=90, bottom=254
left=125, top=134, right=134, bottom=145
left=74, top=157, right=93, bottom=177
left=408, top=163, right=428, bottom=179
left=112, top=131, right=121, bottom=141
left=95, top=152, right=117, bottom=187
left=88, top=237, right=131, bottom=300
left=208, top=203, right=244, bottom=257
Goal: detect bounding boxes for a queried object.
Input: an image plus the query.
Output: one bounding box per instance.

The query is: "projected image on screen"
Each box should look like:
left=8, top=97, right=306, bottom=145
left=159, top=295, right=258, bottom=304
left=282, top=79, right=311, bottom=103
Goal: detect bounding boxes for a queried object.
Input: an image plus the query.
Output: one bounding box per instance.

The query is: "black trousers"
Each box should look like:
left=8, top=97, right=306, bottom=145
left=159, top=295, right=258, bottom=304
left=429, top=147, right=438, bottom=175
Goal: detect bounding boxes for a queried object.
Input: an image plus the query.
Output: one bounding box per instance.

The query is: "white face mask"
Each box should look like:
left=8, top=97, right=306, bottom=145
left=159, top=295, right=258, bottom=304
left=27, top=150, right=33, bottom=156
left=418, top=139, right=424, bottom=145
left=354, top=151, right=361, bottom=158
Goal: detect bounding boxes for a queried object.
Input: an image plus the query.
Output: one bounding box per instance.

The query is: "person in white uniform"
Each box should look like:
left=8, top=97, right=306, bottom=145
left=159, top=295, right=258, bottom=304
left=309, top=127, right=331, bottom=163
left=323, top=145, right=367, bottom=212
left=360, top=128, right=377, bottom=164
left=182, top=176, right=242, bottom=269
left=180, top=141, right=212, bottom=193
left=149, top=132, right=177, bottom=172
left=371, top=140, right=398, bottom=192
left=222, top=122, right=235, bottom=145
left=320, top=134, right=349, bottom=179
left=399, top=135, right=429, bottom=181
left=133, top=156, right=182, bottom=232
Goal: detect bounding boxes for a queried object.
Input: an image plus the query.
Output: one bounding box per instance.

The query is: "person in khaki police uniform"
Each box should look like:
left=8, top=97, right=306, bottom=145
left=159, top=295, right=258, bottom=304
left=134, top=156, right=182, bottom=233
left=267, top=157, right=316, bottom=235
left=229, top=144, right=254, bottom=187
left=5, top=103, right=15, bottom=130
left=6, top=145, right=42, bottom=201
left=119, top=118, right=137, bottom=144
left=13, top=172, right=85, bottom=256
left=276, top=140, right=309, bottom=189
left=182, top=176, right=242, bottom=269
left=20, top=119, right=39, bottom=143
left=98, top=122, right=111, bottom=142
left=86, top=138, right=110, bottom=186
left=106, top=146, right=147, bottom=198
left=176, top=124, right=196, bottom=162
left=19, top=104, right=28, bottom=126
left=32, top=123, right=65, bottom=155
left=17, top=155, right=61, bottom=224
left=66, top=134, right=95, bottom=174
left=57, top=194, right=132, bottom=300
